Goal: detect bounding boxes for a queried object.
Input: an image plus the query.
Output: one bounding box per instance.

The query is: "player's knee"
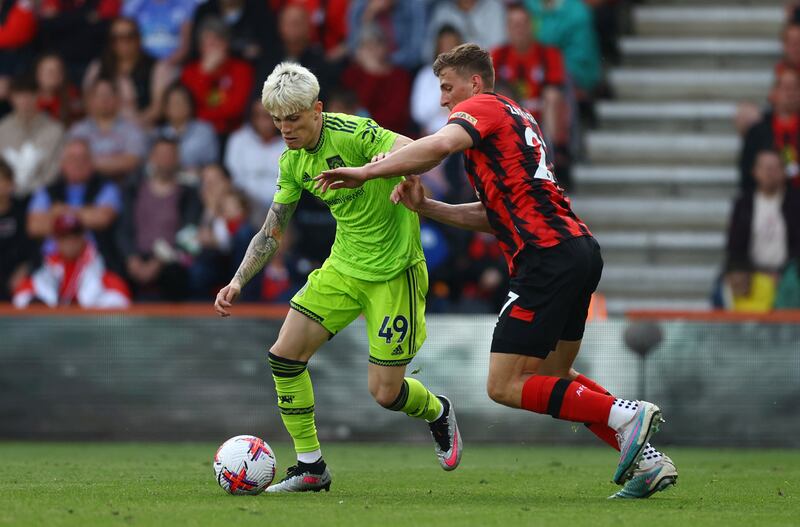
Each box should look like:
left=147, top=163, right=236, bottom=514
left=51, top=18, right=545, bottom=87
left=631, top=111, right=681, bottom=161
left=486, top=379, right=511, bottom=406
left=268, top=342, right=304, bottom=362
left=371, top=384, right=402, bottom=409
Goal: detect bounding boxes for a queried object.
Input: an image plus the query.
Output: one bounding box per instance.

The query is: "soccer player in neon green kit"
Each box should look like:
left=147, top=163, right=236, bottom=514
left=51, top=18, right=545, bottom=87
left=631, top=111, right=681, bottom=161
left=214, top=62, right=462, bottom=492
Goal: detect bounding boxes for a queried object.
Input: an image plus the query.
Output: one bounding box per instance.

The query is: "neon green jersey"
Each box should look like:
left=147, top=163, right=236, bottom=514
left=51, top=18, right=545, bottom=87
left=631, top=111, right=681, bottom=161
left=273, top=113, right=424, bottom=281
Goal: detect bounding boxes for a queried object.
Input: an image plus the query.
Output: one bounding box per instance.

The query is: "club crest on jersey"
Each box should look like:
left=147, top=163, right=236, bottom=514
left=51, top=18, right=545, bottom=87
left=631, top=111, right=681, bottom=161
left=451, top=111, right=477, bottom=126
left=326, top=155, right=346, bottom=169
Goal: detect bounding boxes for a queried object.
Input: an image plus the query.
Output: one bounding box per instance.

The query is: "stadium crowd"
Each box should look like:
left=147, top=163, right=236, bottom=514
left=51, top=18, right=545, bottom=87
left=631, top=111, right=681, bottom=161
left=724, top=1, right=800, bottom=311
left=0, top=0, right=620, bottom=311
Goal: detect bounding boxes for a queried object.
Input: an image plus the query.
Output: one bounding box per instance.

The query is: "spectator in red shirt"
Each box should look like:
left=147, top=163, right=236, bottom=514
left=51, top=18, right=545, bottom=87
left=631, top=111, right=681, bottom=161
left=269, top=0, right=350, bottom=61
left=492, top=5, right=567, bottom=142
left=740, top=68, right=800, bottom=192
left=341, top=24, right=412, bottom=136
left=492, top=4, right=570, bottom=186
left=0, top=0, right=37, bottom=112
left=35, top=52, right=83, bottom=126
left=181, top=16, right=253, bottom=140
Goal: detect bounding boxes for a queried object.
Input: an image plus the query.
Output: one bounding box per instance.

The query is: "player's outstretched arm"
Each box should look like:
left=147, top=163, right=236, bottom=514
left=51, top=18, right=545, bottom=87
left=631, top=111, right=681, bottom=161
left=392, top=176, right=492, bottom=234
left=314, top=124, right=472, bottom=192
left=214, top=200, right=298, bottom=316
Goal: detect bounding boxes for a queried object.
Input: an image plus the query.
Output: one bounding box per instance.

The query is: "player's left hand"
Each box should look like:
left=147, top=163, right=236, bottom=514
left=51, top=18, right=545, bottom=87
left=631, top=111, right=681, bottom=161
left=314, top=166, right=369, bottom=192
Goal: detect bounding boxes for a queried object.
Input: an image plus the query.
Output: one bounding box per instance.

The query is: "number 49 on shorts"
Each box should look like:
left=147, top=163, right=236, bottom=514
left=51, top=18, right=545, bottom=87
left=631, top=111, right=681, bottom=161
left=377, top=315, right=408, bottom=344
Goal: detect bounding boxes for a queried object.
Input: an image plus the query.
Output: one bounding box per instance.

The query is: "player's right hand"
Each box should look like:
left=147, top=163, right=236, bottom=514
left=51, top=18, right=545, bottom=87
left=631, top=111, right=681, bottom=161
left=370, top=152, right=387, bottom=163
left=390, top=175, right=425, bottom=212
left=215, top=281, right=241, bottom=317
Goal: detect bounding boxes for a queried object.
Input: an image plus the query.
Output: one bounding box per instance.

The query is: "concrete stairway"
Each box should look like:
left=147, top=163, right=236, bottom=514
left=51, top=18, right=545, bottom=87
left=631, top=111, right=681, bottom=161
left=570, top=0, right=783, bottom=314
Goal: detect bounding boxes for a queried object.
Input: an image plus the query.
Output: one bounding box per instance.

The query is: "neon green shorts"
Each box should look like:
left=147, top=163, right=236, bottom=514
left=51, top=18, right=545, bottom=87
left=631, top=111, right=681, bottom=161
left=290, top=259, right=428, bottom=366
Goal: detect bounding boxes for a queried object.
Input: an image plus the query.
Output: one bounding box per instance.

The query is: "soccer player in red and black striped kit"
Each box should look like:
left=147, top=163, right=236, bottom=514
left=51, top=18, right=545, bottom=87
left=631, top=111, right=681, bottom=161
left=316, top=43, right=678, bottom=498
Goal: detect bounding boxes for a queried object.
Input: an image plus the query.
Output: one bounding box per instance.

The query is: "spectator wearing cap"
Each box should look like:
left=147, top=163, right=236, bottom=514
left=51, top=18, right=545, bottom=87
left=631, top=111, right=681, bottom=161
left=156, top=82, right=219, bottom=179
left=13, top=211, right=131, bottom=308
left=347, top=0, right=426, bottom=70
left=181, top=16, right=254, bottom=141
left=68, top=77, right=147, bottom=182
left=0, top=159, right=35, bottom=300
left=740, top=68, right=800, bottom=192
left=27, top=138, right=122, bottom=270
left=224, top=99, right=285, bottom=217
left=0, top=73, right=64, bottom=197
left=341, top=24, right=413, bottom=136
left=117, top=137, right=202, bottom=301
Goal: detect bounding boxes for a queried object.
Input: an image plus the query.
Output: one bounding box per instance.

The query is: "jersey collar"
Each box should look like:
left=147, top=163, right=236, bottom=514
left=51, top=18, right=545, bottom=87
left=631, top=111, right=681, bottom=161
left=305, top=113, right=327, bottom=155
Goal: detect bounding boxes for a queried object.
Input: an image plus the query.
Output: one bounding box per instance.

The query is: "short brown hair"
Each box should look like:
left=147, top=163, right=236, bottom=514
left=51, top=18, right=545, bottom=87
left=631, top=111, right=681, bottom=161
left=433, top=43, right=495, bottom=90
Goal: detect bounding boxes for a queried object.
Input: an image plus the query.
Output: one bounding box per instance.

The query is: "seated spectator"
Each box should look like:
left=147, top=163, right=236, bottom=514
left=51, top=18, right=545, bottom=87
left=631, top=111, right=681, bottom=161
left=341, top=25, right=413, bottom=135
left=35, top=52, right=83, bottom=126
left=13, top=212, right=130, bottom=308
left=424, top=0, right=506, bottom=66
left=0, top=159, right=34, bottom=300
left=723, top=150, right=800, bottom=311
left=268, top=0, right=350, bottom=62
left=83, top=17, right=174, bottom=125
left=27, top=138, right=122, bottom=271
left=493, top=5, right=568, bottom=148
left=181, top=16, right=253, bottom=141
left=326, top=87, right=368, bottom=117
left=34, top=0, right=120, bottom=86
left=0, top=0, right=37, bottom=114
left=0, top=73, right=64, bottom=197
left=739, top=69, right=800, bottom=191
left=157, top=82, right=219, bottom=178
left=192, top=0, right=279, bottom=66
left=224, top=100, right=285, bottom=216
left=266, top=4, right=335, bottom=102
left=117, top=137, right=202, bottom=301
left=68, top=77, right=147, bottom=182
left=191, top=187, right=257, bottom=299
left=524, top=0, right=602, bottom=96
left=347, top=0, right=426, bottom=70
left=122, top=0, right=197, bottom=66
left=412, top=25, right=462, bottom=136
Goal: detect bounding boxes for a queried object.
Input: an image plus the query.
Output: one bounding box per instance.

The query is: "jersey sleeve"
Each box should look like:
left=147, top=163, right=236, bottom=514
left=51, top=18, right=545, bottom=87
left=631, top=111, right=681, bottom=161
left=447, top=97, right=504, bottom=147
left=353, top=117, right=398, bottom=161
left=272, top=154, right=302, bottom=204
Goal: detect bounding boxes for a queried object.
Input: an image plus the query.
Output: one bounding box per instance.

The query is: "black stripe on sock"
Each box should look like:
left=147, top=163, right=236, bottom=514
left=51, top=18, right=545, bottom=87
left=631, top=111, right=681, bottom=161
left=268, top=352, right=308, bottom=377
left=546, top=379, right=573, bottom=418
left=387, top=379, right=410, bottom=411
left=278, top=405, right=315, bottom=415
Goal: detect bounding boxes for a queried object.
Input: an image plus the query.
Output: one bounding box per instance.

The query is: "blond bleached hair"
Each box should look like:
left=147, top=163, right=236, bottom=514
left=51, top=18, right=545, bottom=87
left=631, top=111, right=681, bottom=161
left=261, top=62, right=320, bottom=117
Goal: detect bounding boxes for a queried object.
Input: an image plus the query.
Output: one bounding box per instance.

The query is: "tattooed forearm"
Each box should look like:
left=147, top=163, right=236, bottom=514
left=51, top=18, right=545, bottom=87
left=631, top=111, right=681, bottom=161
left=232, top=201, right=297, bottom=286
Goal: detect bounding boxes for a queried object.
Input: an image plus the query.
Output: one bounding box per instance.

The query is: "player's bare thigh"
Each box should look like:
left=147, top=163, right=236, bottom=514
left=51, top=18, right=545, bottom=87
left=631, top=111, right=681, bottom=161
left=486, top=352, right=542, bottom=409
left=537, top=339, right=582, bottom=379
left=367, top=363, right=407, bottom=408
left=269, top=308, right=331, bottom=362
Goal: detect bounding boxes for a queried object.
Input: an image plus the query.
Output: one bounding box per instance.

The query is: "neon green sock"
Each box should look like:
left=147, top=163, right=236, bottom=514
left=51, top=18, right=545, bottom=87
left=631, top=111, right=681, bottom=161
left=268, top=353, right=319, bottom=454
left=388, top=377, right=443, bottom=422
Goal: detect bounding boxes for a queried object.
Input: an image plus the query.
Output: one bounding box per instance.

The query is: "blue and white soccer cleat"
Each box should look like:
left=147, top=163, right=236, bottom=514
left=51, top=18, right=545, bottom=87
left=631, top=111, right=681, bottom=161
left=609, top=455, right=678, bottom=499
left=612, top=401, right=664, bottom=485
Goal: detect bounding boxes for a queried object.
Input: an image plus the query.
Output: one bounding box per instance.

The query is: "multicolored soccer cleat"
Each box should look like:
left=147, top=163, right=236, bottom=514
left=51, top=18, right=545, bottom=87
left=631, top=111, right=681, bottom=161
left=609, top=455, right=678, bottom=499
left=265, top=462, right=331, bottom=493
left=613, top=401, right=664, bottom=484
left=428, top=395, right=462, bottom=471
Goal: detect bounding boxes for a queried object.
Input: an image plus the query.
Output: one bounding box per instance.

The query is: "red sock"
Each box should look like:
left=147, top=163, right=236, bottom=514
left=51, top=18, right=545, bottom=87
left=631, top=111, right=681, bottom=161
left=575, top=374, right=620, bottom=451
left=521, top=375, right=614, bottom=425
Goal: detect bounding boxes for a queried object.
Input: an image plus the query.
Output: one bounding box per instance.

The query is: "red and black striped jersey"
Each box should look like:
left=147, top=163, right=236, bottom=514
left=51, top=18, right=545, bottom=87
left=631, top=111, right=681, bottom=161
left=447, top=93, right=591, bottom=275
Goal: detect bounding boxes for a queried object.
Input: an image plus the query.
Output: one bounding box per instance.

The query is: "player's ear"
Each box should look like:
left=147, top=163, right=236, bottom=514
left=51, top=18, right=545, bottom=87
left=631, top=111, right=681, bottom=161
left=314, top=99, right=323, bottom=117
left=471, top=74, right=482, bottom=95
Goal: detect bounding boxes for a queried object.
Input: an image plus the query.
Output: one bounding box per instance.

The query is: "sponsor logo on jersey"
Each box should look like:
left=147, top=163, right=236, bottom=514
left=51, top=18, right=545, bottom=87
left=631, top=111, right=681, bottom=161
left=451, top=111, right=478, bottom=126
left=322, top=187, right=365, bottom=206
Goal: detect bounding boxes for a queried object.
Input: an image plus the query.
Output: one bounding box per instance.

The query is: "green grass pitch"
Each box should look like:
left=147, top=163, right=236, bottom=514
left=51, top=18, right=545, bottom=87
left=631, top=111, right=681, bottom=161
left=0, top=442, right=797, bottom=527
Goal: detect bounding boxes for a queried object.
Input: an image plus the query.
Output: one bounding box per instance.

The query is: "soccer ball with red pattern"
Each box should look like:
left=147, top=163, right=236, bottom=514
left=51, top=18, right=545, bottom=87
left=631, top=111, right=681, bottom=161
left=213, top=435, right=277, bottom=495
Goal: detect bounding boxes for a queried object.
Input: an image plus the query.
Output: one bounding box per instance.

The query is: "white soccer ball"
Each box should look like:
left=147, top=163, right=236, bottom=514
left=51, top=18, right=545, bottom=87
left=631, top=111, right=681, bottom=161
left=213, top=435, right=277, bottom=495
